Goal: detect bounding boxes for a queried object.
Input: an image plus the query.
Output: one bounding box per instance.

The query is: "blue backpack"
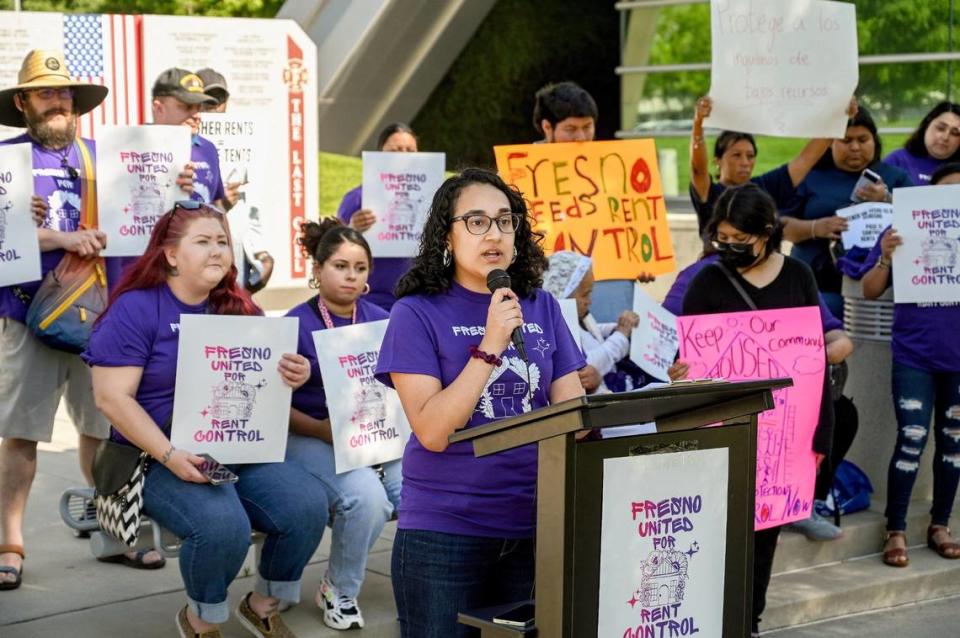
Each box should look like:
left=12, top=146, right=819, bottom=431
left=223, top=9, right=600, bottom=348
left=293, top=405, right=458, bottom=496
left=816, top=460, right=874, bottom=517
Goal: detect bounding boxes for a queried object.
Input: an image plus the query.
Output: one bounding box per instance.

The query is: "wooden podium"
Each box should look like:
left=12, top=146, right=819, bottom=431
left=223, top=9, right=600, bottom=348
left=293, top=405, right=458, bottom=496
left=451, top=378, right=792, bottom=638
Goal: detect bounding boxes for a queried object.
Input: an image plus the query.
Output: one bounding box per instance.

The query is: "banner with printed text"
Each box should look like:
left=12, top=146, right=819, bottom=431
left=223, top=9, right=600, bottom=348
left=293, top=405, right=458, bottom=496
left=141, top=14, right=319, bottom=287
left=892, top=184, right=960, bottom=303
left=171, top=315, right=298, bottom=464
left=361, top=151, right=445, bottom=258
left=678, top=307, right=823, bottom=530
left=98, top=125, right=190, bottom=256
left=312, top=320, right=412, bottom=474
left=706, top=0, right=858, bottom=138
left=494, top=139, right=676, bottom=280
left=598, top=448, right=728, bottom=638
left=0, top=143, right=41, bottom=286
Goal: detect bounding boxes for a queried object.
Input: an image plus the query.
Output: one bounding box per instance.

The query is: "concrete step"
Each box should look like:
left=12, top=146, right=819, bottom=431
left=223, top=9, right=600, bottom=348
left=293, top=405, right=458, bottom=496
left=763, top=543, right=960, bottom=631
left=772, top=505, right=932, bottom=575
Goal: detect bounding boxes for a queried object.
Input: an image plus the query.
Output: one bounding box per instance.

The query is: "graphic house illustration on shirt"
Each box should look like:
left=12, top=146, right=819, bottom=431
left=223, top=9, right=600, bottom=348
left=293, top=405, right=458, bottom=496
left=476, top=355, right=542, bottom=419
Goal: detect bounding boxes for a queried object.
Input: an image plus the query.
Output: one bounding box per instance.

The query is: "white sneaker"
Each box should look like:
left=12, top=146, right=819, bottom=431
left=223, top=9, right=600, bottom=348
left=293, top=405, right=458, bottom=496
left=317, top=577, right=364, bottom=630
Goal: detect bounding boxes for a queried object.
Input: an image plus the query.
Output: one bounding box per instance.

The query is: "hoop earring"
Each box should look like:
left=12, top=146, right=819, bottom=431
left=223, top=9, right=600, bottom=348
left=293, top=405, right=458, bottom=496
left=443, top=247, right=452, bottom=268
left=308, top=276, right=319, bottom=289
left=511, top=246, right=518, bottom=265
left=362, top=283, right=371, bottom=295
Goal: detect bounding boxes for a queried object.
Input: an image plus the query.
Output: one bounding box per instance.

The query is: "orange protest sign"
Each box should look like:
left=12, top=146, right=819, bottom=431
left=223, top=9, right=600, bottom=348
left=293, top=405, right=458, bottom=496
left=494, top=139, right=676, bottom=280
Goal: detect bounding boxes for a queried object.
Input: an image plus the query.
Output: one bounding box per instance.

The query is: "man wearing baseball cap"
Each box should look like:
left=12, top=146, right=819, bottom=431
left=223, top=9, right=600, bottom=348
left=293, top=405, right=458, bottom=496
left=0, top=49, right=165, bottom=591
left=151, top=68, right=228, bottom=210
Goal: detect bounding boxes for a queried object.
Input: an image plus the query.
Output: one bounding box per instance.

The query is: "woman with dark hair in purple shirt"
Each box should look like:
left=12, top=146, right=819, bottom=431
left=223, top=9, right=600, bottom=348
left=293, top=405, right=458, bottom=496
left=336, top=122, right=419, bottom=312
left=862, top=162, right=960, bottom=568
left=884, top=102, right=960, bottom=185
left=375, top=168, right=585, bottom=637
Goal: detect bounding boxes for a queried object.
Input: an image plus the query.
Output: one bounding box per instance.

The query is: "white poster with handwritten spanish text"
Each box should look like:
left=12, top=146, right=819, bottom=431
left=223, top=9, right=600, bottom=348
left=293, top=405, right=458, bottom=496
left=631, top=284, right=679, bottom=381
left=707, top=0, right=858, bottom=138
left=0, top=143, right=41, bottom=286
left=892, top=184, right=960, bottom=303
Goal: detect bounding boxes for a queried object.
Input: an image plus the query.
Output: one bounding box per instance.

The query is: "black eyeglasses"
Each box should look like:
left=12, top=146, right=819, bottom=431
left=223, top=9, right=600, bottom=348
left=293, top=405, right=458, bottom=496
left=450, top=213, right=522, bottom=235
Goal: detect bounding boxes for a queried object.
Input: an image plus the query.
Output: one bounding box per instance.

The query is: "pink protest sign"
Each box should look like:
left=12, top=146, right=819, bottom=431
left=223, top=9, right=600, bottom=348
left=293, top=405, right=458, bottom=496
left=678, top=307, right=824, bottom=530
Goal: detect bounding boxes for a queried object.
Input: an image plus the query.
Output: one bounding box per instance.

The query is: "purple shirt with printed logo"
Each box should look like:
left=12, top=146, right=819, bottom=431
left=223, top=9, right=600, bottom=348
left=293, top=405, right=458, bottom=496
left=82, top=284, right=209, bottom=444
left=883, top=148, right=942, bottom=186
left=190, top=134, right=225, bottom=205
left=0, top=134, right=95, bottom=321
left=374, top=281, right=585, bottom=538
left=287, top=297, right=389, bottom=421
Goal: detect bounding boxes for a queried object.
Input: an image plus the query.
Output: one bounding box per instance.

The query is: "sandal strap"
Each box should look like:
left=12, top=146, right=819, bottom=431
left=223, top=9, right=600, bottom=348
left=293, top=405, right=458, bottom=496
left=0, top=544, right=24, bottom=559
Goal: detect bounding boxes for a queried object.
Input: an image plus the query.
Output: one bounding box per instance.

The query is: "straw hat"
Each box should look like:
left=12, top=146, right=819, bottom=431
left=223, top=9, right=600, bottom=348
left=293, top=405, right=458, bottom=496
left=0, top=49, right=109, bottom=127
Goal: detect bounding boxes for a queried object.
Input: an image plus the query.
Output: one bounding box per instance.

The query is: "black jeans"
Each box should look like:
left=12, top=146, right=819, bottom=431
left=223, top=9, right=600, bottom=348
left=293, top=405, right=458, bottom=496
left=752, top=525, right=782, bottom=633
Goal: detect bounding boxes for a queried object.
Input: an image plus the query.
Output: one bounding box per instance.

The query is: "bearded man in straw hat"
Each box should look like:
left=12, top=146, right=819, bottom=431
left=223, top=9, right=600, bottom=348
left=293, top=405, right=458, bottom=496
left=0, top=50, right=166, bottom=591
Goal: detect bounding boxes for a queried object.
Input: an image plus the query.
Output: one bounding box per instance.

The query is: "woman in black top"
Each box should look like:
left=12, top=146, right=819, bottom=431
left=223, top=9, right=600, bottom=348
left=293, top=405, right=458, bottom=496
left=681, top=184, right=833, bottom=637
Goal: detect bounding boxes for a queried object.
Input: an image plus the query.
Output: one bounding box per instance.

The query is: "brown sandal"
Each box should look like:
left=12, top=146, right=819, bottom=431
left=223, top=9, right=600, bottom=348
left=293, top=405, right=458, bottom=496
left=0, top=544, right=24, bottom=591
left=927, top=525, right=960, bottom=559
left=882, top=531, right=909, bottom=567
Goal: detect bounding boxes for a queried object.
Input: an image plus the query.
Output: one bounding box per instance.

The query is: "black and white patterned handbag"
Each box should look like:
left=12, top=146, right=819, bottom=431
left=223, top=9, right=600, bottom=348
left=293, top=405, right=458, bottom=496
left=92, top=440, right=149, bottom=547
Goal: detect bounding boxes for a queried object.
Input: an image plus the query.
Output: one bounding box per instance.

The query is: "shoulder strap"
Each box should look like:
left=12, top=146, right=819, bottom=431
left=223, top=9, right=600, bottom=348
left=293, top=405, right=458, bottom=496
left=712, top=262, right=758, bottom=311
left=74, top=138, right=98, bottom=229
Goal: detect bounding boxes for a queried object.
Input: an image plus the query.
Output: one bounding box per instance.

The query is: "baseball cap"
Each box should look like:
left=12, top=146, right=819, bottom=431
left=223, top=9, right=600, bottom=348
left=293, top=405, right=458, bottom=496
left=152, top=68, right=216, bottom=105
left=196, top=68, right=229, bottom=105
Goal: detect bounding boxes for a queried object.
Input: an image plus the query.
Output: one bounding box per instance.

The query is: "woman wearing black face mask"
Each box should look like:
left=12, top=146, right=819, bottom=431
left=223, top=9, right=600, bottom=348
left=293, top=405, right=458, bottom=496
left=678, top=183, right=834, bottom=638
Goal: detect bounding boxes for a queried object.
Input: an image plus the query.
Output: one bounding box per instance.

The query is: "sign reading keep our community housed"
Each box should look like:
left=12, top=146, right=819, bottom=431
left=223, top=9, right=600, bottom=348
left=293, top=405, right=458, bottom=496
left=495, top=140, right=676, bottom=280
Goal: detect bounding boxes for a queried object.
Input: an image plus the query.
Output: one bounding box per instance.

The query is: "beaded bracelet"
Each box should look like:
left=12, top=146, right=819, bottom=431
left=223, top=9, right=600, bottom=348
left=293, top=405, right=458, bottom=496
left=469, top=345, right=502, bottom=366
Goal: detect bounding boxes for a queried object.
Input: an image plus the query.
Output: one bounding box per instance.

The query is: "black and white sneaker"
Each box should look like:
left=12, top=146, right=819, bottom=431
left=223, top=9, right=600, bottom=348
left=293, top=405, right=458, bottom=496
left=316, top=577, right=364, bottom=630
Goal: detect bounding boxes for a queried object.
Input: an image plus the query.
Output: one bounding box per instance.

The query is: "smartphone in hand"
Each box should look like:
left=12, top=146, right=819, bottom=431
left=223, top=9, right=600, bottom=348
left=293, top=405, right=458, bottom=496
left=198, top=454, right=239, bottom=485
left=850, top=168, right=881, bottom=203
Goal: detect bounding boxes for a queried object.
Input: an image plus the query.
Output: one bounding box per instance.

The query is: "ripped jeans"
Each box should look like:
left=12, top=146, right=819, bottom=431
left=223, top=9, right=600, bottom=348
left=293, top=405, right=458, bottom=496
left=885, top=362, right=960, bottom=531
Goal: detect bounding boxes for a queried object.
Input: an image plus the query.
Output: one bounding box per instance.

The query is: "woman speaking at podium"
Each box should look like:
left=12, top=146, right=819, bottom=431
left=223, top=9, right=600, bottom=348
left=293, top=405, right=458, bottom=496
left=375, top=168, right=585, bottom=637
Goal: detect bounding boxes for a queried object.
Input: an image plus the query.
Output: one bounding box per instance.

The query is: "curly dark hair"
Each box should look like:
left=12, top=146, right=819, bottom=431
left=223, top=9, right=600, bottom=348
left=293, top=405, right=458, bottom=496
left=298, top=217, right=372, bottom=269
left=395, top=168, right=548, bottom=299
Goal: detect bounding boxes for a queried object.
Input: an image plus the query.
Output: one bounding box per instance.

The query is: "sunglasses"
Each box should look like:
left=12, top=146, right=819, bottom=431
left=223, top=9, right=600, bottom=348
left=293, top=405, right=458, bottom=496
left=171, top=199, right=224, bottom=218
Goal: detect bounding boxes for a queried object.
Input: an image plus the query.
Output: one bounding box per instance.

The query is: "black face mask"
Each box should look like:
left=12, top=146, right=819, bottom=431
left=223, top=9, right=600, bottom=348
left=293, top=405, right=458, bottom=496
left=713, top=240, right=759, bottom=268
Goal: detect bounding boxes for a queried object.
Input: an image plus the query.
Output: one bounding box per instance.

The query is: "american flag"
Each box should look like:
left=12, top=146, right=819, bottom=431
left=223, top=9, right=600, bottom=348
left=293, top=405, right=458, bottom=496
left=63, top=14, right=142, bottom=138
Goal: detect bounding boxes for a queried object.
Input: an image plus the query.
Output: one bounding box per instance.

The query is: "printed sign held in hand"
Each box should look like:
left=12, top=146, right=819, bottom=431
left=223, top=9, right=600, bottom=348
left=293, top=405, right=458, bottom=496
left=361, top=152, right=445, bottom=258
left=892, top=184, right=960, bottom=304
left=98, top=125, right=191, bottom=257
left=171, top=315, right=298, bottom=464
left=631, top=284, right=679, bottom=381
left=0, top=143, right=41, bottom=287
left=837, top=202, right=893, bottom=250
left=313, top=320, right=412, bottom=474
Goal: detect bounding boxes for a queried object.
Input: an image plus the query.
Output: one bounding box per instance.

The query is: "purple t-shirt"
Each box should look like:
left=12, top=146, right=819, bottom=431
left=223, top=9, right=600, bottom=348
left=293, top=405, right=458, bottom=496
left=337, top=185, right=412, bottom=312
left=862, top=227, right=960, bottom=372
left=374, top=281, right=585, bottom=538
left=0, top=134, right=94, bottom=321
left=288, top=297, right=389, bottom=420
left=190, top=134, right=225, bottom=205
left=884, top=148, right=941, bottom=186
left=663, top=254, right=843, bottom=332
left=82, top=284, right=209, bottom=444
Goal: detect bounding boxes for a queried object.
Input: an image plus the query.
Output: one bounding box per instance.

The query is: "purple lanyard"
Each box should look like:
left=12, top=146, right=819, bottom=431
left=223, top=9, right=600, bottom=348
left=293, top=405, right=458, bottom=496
left=316, top=297, right=356, bottom=329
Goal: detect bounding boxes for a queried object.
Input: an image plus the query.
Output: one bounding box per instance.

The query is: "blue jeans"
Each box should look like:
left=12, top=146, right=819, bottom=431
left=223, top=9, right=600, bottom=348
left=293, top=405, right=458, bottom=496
left=285, top=434, right=401, bottom=598
left=391, top=529, right=534, bottom=638
left=143, top=460, right=328, bottom=623
left=885, top=362, right=960, bottom=531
